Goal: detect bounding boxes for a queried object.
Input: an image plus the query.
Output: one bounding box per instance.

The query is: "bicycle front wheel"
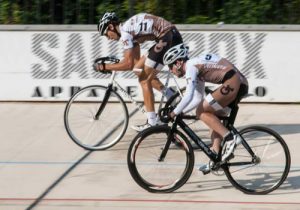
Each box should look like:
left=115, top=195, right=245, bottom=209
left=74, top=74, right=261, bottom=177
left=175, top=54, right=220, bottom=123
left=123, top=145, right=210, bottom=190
left=64, top=85, right=129, bottom=150
left=224, top=125, right=291, bottom=194
left=127, top=126, right=194, bottom=193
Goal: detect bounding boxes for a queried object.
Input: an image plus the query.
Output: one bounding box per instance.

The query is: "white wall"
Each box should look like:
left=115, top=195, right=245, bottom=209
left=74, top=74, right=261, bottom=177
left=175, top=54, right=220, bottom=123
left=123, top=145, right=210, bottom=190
left=0, top=25, right=299, bottom=102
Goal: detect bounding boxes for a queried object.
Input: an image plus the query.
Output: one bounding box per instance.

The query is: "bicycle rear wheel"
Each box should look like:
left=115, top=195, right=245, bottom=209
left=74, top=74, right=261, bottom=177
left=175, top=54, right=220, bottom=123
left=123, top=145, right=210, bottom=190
left=64, top=85, right=129, bottom=150
left=224, top=125, right=290, bottom=194
left=127, top=126, right=194, bottom=193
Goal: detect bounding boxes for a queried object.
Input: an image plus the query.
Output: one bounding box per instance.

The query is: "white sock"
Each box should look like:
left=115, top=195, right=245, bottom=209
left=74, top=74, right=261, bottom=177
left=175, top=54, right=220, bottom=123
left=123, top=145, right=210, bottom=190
left=147, top=112, right=157, bottom=126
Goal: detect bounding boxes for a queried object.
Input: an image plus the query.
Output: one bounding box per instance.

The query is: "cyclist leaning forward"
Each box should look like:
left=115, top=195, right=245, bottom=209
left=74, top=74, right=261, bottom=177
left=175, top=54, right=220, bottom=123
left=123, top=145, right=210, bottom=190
left=94, top=12, right=183, bottom=131
left=163, top=43, right=249, bottom=174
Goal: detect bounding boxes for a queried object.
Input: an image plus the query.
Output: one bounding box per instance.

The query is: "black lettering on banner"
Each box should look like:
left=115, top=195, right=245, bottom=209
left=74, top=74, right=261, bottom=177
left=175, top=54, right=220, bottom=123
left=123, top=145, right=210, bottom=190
left=51, top=86, right=63, bottom=97
left=61, top=33, right=89, bottom=79
left=209, top=33, right=237, bottom=64
left=88, top=89, right=98, bottom=97
left=31, top=33, right=59, bottom=79
left=255, top=86, right=267, bottom=97
left=32, top=87, right=43, bottom=97
left=183, top=33, right=205, bottom=58
left=91, top=33, right=109, bottom=79
left=70, top=86, right=81, bottom=96
left=240, top=33, right=267, bottom=79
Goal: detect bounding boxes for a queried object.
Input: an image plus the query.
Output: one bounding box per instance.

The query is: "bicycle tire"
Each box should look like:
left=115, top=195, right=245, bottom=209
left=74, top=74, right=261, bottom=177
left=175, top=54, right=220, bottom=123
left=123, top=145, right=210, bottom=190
left=64, top=85, right=129, bottom=150
left=224, top=125, right=291, bottom=194
left=127, top=125, right=194, bottom=193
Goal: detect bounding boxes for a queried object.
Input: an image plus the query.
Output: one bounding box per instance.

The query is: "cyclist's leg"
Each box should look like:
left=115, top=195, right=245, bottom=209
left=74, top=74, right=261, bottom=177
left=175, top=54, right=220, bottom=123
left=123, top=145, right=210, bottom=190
left=197, top=74, right=241, bottom=136
left=132, top=42, right=141, bottom=65
left=196, top=101, right=228, bottom=137
left=149, top=28, right=183, bottom=99
left=133, top=51, right=158, bottom=126
left=138, top=63, right=158, bottom=125
left=136, top=29, right=182, bottom=128
left=199, top=129, right=221, bottom=173
left=197, top=74, right=243, bottom=160
left=137, top=39, right=169, bottom=126
left=133, top=55, right=167, bottom=93
left=211, top=130, right=222, bottom=154
left=134, top=54, right=157, bottom=113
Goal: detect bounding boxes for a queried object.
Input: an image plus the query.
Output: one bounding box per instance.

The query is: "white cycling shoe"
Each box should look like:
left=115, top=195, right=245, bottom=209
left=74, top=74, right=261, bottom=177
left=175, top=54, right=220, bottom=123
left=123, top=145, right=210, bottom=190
left=131, top=123, right=152, bottom=132
left=131, top=120, right=166, bottom=132
left=222, top=134, right=242, bottom=161
left=199, top=163, right=212, bottom=175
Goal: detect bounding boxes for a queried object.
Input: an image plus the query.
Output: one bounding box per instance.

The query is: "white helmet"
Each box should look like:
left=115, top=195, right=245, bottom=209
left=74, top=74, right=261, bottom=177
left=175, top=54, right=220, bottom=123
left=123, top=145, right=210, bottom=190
left=97, top=12, right=119, bottom=35
left=163, top=43, right=189, bottom=65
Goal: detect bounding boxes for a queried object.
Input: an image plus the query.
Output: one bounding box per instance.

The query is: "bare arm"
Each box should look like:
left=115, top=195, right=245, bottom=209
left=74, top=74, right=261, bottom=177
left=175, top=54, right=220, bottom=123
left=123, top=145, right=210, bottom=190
left=97, top=44, right=140, bottom=72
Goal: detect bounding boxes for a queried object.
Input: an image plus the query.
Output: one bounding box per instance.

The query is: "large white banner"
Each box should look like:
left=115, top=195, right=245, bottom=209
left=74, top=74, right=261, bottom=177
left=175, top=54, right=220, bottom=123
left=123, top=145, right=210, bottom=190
left=0, top=26, right=299, bottom=102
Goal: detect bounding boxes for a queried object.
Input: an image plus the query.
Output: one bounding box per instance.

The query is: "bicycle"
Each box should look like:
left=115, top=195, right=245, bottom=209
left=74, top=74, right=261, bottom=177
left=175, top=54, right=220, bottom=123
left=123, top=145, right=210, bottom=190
left=127, top=96, right=291, bottom=194
left=64, top=56, right=184, bottom=150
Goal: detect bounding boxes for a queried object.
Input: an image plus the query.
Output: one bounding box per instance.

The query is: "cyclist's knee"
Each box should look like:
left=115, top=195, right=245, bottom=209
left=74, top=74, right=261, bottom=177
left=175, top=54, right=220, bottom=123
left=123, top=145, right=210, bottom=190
left=139, top=78, right=152, bottom=91
left=196, top=100, right=213, bottom=116
left=198, top=111, right=210, bottom=121
left=133, top=68, right=143, bottom=77
left=138, top=70, right=155, bottom=84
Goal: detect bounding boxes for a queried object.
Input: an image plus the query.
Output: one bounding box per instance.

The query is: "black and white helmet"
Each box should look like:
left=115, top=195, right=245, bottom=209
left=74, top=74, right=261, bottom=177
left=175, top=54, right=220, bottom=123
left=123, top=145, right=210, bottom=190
left=163, top=43, right=189, bottom=65
left=97, top=12, right=119, bottom=35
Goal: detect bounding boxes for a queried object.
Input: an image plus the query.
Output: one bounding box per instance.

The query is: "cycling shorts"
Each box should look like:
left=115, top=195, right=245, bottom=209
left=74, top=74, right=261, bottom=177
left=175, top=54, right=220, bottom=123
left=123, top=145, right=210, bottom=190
left=145, top=27, right=183, bottom=70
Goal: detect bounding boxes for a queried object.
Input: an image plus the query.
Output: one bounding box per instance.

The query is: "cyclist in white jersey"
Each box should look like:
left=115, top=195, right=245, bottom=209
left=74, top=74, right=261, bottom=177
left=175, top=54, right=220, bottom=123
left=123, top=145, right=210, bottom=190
left=94, top=12, right=183, bottom=131
left=163, top=44, right=249, bottom=174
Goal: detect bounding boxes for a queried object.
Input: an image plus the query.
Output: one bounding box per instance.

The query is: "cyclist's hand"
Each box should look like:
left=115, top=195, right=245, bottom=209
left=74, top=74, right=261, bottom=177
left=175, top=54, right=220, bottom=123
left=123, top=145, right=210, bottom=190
left=169, top=111, right=176, bottom=119
left=159, top=107, right=175, bottom=123
left=93, top=62, right=110, bottom=74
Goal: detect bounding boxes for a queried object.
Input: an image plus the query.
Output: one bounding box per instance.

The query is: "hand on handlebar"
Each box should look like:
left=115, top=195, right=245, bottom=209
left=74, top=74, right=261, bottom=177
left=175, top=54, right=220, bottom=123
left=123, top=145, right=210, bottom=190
left=93, top=62, right=110, bottom=74
left=92, top=56, right=120, bottom=74
left=159, top=107, right=175, bottom=123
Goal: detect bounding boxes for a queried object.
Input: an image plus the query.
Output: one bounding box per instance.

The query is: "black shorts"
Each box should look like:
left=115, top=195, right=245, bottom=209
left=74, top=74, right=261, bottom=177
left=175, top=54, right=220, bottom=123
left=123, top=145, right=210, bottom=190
left=227, top=83, right=249, bottom=109
left=221, top=69, right=249, bottom=103
left=146, top=27, right=183, bottom=70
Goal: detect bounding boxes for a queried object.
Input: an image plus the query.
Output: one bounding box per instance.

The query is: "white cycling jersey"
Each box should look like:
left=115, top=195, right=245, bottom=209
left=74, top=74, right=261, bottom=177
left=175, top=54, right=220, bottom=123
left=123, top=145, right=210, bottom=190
left=119, top=13, right=173, bottom=50
left=173, top=58, right=205, bottom=115
left=173, top=53, right=248, bottom=115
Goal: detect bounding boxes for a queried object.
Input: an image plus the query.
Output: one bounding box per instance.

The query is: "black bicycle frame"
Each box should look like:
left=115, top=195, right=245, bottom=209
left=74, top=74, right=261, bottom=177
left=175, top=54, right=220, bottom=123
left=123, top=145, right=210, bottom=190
left=159, top=115, right=219, bottom=163
left=176, top=116, right=219, bottom=162
left=159, top=111, right=257, bottom=166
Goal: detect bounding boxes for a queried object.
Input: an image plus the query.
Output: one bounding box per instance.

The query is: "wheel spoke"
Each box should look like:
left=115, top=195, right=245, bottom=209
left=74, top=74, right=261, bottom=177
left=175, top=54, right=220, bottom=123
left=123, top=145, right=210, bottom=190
left=224, top=126, right=290, bottom=194
left=128, top=126, right=194, bottom=193
left=64, top=86, right=128, bottom=150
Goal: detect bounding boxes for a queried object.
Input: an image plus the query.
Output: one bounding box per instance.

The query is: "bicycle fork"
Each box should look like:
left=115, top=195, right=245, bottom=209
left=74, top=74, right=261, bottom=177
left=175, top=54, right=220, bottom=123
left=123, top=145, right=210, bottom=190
left=158, top=123, right=178, bottom=162
left=94, top=84, right=113, bottom=120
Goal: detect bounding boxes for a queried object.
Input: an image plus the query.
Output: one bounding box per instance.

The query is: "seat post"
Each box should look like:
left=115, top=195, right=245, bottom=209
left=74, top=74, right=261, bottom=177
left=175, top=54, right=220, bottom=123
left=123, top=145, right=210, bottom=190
left=228, top=104, right=239, bottom=126
left=222, top=98, right=240, bottom=128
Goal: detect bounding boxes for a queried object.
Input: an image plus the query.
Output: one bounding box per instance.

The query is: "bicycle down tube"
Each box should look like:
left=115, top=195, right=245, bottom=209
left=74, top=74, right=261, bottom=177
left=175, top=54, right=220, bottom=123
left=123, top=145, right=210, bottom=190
left=176, top=116, right=218, bottom=162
